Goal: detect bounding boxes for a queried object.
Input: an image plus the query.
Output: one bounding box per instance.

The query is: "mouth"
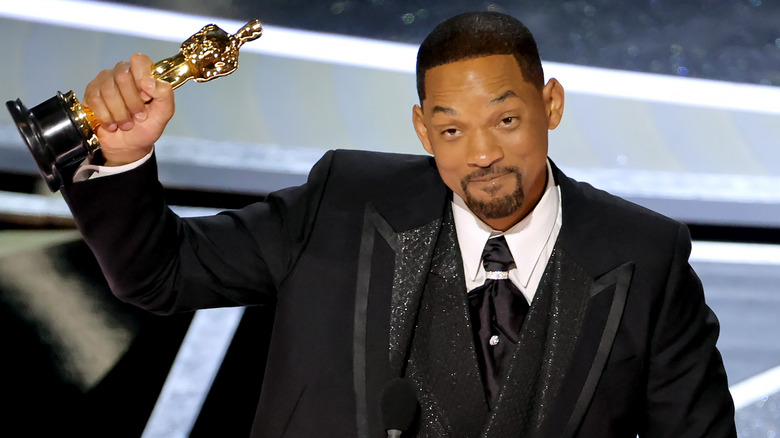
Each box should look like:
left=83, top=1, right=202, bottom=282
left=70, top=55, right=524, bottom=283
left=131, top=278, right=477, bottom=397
left=463, top=171, right=515, bottom=197
left=465, top=169, right=513, bottom=187
left=458, top=166, right=526, bottom=221
left=460, top=166, right=524, bottom=197
left=468, top=172, right=509, bottom=184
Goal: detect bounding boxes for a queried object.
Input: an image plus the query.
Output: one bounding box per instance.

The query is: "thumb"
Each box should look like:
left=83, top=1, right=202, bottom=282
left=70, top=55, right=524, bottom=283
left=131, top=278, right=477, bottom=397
left=141, top=77, right=175, bottom=120
left=140, top=76, right=173, bottom=101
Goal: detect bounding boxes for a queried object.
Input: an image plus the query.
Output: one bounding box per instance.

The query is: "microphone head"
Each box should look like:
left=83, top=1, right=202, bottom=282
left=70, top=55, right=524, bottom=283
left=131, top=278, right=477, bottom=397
left=380, top=377, right=419, bottom=432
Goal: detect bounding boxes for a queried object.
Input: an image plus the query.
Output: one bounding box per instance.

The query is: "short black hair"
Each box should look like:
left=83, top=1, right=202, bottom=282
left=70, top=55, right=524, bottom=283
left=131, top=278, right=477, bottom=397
left=416, top=11, right=544, bottom=102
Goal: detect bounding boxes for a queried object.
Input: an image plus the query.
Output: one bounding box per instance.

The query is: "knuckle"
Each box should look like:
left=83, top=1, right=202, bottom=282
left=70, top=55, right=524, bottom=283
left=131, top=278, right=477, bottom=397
left=100, top=79, right=119, bottom=97
left=83, top=93, right=100, bottom=110
left=89, top=70, right=111, bottom=89
left=115, top=70, right=134, bottom=86
left=83, top=85, right=96, bottom=101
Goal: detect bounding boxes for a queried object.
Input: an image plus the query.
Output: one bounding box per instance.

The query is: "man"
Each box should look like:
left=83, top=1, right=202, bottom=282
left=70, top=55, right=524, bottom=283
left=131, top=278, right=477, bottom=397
left=61, top=11, right=736, bottom=437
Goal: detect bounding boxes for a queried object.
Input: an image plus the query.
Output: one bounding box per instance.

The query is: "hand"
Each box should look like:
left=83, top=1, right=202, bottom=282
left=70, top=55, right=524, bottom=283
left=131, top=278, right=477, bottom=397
left=82, top=53, right=175, bottom=166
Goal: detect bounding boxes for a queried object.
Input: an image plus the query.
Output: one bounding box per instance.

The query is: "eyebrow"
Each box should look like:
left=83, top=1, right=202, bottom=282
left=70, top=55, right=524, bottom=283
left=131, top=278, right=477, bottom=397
left=432, top=105, right=455, bottom=115
left=490, top=90, right=519, bottom=104
left=431, top=90, right=520, bottom=116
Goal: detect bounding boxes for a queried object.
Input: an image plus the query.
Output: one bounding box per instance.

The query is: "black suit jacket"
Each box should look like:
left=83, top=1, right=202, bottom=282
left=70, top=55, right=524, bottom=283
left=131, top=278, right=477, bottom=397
left=63, top=149, right=736, bottom=437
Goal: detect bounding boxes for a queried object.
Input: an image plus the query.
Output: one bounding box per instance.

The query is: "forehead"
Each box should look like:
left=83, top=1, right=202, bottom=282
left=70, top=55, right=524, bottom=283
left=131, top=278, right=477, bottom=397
left=422, top=54, right=537, bottom=108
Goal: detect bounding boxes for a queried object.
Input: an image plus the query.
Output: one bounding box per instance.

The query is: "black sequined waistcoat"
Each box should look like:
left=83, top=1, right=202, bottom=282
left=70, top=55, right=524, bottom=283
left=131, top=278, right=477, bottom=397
left=403, top=207, right=591, bottom=438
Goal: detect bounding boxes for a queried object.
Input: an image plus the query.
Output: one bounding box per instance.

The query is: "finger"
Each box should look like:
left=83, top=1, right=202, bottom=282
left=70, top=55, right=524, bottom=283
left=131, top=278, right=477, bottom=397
left=115, top=60, right=148, bottom=123
left=139, top=76, right=175, bottom=125
left=129, top=53, right=154, bottom=103
left=83, top=69, right=118, bottom=132
left=102, top=61, right=135, bottom=131
left=131, top=54, right=175, bottom=129
left=140, top=75, right=173, bottom=101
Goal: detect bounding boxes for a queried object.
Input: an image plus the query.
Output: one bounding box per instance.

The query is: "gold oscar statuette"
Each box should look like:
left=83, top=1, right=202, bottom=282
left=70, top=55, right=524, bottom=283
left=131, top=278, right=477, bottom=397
left=6, top=19, right=263, bottom=192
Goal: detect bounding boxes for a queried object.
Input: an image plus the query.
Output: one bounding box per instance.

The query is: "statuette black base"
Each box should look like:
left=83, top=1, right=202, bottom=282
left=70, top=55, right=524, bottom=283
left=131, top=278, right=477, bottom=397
left=6, top=92, right=91, bottom=192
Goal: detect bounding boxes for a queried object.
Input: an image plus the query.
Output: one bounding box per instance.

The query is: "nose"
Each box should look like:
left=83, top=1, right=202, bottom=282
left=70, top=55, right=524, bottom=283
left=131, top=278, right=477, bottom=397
left=466, top=130, right=503, bottom=168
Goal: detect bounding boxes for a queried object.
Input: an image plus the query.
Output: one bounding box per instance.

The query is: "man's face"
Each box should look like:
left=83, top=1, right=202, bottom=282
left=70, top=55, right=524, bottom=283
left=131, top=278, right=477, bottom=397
left=413, top=54, right=564, bottom=231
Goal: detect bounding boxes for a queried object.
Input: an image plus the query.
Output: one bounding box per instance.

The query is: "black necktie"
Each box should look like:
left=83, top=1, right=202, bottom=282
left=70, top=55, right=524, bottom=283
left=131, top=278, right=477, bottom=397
left=467, top=236, right=529, bottom=406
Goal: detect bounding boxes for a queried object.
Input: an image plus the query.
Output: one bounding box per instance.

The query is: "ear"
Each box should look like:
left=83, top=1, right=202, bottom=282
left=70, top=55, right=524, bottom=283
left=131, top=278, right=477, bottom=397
left=412, top=104, right=434, bottom=155
left=542, top=78, right=565, bottom=130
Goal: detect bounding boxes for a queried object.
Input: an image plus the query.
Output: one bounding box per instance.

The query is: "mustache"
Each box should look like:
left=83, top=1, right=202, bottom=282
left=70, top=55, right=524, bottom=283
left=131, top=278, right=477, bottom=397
left=461, top=166, right=521, bottom=185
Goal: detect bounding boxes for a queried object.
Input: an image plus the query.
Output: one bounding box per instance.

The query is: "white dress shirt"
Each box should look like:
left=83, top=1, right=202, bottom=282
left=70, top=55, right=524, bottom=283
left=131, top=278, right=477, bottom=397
left=73, top=149, right=154, bottom=182
left=452, top=161, right=562, bottom=305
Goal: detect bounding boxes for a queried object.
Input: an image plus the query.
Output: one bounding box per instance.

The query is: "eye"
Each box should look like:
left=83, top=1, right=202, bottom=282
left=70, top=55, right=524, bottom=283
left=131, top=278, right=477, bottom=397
left=442, top=128, right=460, bottom=137
left=499, top=116, right=518, bottom=127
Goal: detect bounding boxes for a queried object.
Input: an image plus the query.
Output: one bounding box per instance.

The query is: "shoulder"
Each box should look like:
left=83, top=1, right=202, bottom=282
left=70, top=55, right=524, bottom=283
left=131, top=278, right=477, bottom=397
left=307, top=150, right=448, bottom=229
left=327, top=149, right=437, bottom=177
left=289, top=149, right=440, bottom=200
left=562, top=173, right=681, bottom=231
left=320, top=149, right=443, bottom=197
left=556, top=166, right=689, bottom=274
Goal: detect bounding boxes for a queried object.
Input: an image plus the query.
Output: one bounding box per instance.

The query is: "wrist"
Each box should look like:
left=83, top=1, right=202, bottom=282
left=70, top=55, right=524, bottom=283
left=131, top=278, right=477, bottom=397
left=102, top=149, right=153, bottom=166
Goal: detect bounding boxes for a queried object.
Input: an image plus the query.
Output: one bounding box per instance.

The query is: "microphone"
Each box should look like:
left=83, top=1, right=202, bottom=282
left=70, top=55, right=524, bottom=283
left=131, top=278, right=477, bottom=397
left=380, top=377, right=419, bottom=438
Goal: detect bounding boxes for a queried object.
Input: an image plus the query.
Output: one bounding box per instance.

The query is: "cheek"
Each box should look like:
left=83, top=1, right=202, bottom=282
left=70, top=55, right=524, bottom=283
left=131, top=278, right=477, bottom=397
left=500, top=127, right=548, bottom=167
left=500, top=131, right=548, bottom=179
left=430, top=143, right=463, bottom=172
left=432, top=155, right=468, bottom=193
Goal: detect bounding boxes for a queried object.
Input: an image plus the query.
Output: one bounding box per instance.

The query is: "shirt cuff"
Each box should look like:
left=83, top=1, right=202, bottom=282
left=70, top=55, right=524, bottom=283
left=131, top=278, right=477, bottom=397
left=73, top=149, right=154, bottom=182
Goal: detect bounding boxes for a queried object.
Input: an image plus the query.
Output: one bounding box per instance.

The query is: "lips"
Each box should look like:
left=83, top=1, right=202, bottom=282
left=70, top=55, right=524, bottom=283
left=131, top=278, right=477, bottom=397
left=466, top=170, right=511, bottom=184
left=471, top=173, right=505, bottom=183
left=460, top=166, right=523, bottom=197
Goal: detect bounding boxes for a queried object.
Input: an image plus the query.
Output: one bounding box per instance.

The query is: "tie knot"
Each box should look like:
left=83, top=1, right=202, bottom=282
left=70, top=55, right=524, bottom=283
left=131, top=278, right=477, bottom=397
left=481, top=236, right=514, bottom=272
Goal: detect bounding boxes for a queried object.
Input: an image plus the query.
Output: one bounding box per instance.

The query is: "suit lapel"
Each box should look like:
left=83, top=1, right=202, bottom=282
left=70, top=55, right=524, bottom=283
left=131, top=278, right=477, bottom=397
left=536, top=261, right=634, bottom=438
left=405, top=205, right=489, bottom=438
left=388, top=217, right=443, bottom=375
left=352, top=202, right=443, bottom=437
left=535, top=163, right=635, bottom=437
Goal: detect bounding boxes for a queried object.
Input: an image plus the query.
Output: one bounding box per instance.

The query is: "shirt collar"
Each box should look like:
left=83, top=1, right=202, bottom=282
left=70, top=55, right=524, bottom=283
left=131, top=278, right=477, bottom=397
left=453, top=161, right=560, bottom=288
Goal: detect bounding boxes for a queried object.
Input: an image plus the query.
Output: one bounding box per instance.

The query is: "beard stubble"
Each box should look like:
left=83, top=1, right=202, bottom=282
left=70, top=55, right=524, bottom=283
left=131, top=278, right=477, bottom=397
left=460, top=166, right=525, bottom=220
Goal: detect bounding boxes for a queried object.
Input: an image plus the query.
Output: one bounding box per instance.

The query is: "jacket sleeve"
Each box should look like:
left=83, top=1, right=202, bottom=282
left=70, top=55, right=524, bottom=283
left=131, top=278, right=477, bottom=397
left=642, top=224, right=736, bottom=437
left=61, top=150, right=334, bottom=314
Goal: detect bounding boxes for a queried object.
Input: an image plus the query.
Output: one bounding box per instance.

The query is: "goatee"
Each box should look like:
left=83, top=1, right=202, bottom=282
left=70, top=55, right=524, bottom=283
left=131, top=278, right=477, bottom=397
left=461, top=166, right=524, bottom=220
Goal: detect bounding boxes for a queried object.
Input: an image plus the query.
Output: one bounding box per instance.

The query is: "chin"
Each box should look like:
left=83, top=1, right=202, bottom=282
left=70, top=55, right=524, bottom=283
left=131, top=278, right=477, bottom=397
left=464, top=191, right=524, bottom=221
